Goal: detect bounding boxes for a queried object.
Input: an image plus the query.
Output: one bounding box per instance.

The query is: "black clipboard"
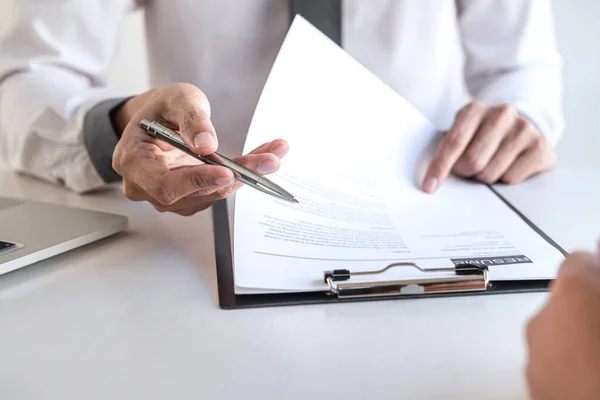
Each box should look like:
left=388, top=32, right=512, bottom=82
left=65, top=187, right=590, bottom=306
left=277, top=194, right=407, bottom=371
left=213, top=186, right=568, bottom=309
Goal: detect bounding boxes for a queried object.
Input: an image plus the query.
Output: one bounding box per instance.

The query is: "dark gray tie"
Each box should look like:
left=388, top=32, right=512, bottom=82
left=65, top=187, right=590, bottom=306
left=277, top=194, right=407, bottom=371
left=289, top=0, right=342, bottom=46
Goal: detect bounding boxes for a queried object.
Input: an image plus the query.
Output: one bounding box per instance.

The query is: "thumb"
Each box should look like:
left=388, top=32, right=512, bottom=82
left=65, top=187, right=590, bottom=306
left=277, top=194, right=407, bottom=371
left=178, top=107, right=218, bottom=156
left=160, top=83, right=219, bottom=155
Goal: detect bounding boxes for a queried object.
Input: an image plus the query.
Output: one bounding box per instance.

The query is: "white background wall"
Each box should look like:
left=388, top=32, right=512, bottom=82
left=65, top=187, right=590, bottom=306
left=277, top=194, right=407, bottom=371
left=0, top=0, right=598, bottom=168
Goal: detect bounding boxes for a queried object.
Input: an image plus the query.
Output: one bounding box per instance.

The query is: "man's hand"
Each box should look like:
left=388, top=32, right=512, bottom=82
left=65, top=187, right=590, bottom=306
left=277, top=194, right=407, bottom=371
left=112, top=83, right=288, bottom=216
left=525, top=247, right=600, bottom=400
left=421, top=101, right=557, bottom=193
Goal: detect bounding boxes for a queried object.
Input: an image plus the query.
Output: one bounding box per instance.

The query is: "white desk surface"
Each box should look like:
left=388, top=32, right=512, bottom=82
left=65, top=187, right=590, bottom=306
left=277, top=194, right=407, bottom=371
left=1, top=168, right=599, bottom=400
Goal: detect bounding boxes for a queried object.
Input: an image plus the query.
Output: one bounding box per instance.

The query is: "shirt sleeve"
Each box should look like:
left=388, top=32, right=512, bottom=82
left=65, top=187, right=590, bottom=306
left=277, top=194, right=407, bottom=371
left=456, top=0, right=565, bottom=146
left=0, top=0, right=136, bottom=193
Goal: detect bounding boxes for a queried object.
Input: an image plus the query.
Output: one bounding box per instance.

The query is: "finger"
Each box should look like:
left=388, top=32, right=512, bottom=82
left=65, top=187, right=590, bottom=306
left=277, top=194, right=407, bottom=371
left=453, top=105, right=517, bottom=178
left=135, top=139, right=204, bottom=168
left=155, top=181, right=240, bottom=215
left=122, top=153, right=235, bottom=205
left=172, top=205, right=213, bottom=217
left=156, top=83, right=217, bottom=155
left=122, top=180, right=151, bottom=202
left=218, top=153, right=283, bottom=194
left=166, top=164, right=238, bottom=198
left=500, top=137, right=555, bottom=185
left=151, top=194, right=218, bottom=216
left=475, top=118, right=537, bottom=184
left=422, top=101, right=488, bottom=193
left=557, top=252, right=596, bottom=278
left=248, top=139, right=289, bottom=158
left=233, top=152, right=282, bottom=175
left=168, top=151, right=204, bottom=167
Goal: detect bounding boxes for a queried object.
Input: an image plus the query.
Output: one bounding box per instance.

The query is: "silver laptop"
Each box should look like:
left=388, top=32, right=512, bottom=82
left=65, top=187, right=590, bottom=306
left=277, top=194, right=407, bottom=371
left=0, top=196, right=128, bottom=275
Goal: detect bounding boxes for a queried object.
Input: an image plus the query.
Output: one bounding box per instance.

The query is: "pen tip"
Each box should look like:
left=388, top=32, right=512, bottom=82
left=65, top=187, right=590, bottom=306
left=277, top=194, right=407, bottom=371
left=292, top=197, right=299, bottom=203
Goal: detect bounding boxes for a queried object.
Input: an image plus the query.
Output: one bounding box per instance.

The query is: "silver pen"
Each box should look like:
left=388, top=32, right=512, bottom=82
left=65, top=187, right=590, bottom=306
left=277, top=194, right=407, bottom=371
left=139, top=120, right=298, bottom=203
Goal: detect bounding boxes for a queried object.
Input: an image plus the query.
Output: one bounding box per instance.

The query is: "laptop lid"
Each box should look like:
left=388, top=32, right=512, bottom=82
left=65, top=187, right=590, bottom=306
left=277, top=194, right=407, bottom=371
left=0, top=197, right=128, bottom=275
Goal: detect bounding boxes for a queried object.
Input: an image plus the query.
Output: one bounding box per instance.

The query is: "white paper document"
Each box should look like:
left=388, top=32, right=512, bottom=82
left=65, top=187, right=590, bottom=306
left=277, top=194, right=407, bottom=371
left=232, top=16, right=565, bottom=293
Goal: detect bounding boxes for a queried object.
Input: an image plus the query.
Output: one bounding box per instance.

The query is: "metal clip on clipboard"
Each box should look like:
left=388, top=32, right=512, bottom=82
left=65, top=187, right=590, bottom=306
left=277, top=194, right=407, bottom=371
left=324, top=263, right=490, bottom=299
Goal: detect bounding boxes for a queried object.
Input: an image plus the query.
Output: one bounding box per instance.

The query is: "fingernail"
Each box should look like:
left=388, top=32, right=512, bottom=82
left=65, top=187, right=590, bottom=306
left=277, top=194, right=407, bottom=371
left=215, top=177, right=235, bottom=186
left=272, top=145, right=288, bottom=158
left=193, top=132, right=215, bottom=148
left=423, top=177, right=438, bottom=193
left=257, top=160, right=278, bottom=174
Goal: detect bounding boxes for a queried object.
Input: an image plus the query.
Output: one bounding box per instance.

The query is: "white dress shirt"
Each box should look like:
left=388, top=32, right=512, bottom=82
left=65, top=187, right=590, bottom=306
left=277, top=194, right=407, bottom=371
left=0, top=0, right=564, bottom=193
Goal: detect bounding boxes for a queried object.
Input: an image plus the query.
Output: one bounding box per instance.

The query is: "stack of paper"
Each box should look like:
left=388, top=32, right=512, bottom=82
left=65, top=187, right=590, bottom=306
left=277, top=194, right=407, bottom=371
left=232, top=16, right=564, bottom=294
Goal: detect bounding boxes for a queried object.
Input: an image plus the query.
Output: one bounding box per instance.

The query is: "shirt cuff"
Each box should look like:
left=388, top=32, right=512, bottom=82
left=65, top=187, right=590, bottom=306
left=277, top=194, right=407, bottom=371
left=83, top=97, right=129, bottom=183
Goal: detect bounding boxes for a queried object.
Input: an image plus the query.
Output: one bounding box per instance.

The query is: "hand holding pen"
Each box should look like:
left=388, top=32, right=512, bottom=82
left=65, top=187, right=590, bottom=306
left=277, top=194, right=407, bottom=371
left=111, top=83, right=295, bottom=216
left=140, top=120, right=297, bottom=203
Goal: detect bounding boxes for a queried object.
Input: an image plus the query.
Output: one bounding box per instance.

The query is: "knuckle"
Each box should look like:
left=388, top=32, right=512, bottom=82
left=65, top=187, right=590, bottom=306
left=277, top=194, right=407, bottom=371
left=500, top=173, right=520, bottom=185
left=456, top=105, right=469, bottom=118
left=444, top=133, right=466, bottom=153
left=112, top=158, right=121, bottom=175
left=164, top=83, right=210, bottom=117
left=464, top=100, right=487, bottom=119
left=531, top=135, right=547, bottom=151
left=468, top=100, right=487, bottom=112
left=476, top=171, right=497, bottom=184
left=458, top=101, right=484, bottom=119
left=187, top=170, right=212, bottom=193
left=213, top=187, right=234, bottom=200
left=122, top=182, right=136, bottom=199
left=502, top=138, right=521, bottom=155
left=156, top=91, right=174, bottom=115
left=183, top=109, right=210, bottom=128
left=511, top=120, right=533, bottom=144
left=152, top=184, right=177, bottom=206
left=514, top=117, right=530, bottom=135
left=490, top=104, right=516, bottom=124
left=212, top=191, right=227, bottom=201
left=152, top=203, right=169, bottom=213
left=463, top=152, right=486, bottom=172
left=112, top=146, right=128, bottom=174
left=176, top=209, right=197, bottom=217
left=174, top=83, right=208, bottom=105
left=111, top=147, right=121, bottom=173
left=255, top=154, right=281, bottom=171
left=144, top=87, right=160, bottom=100
left=496, top=104, right=515, bottom=117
